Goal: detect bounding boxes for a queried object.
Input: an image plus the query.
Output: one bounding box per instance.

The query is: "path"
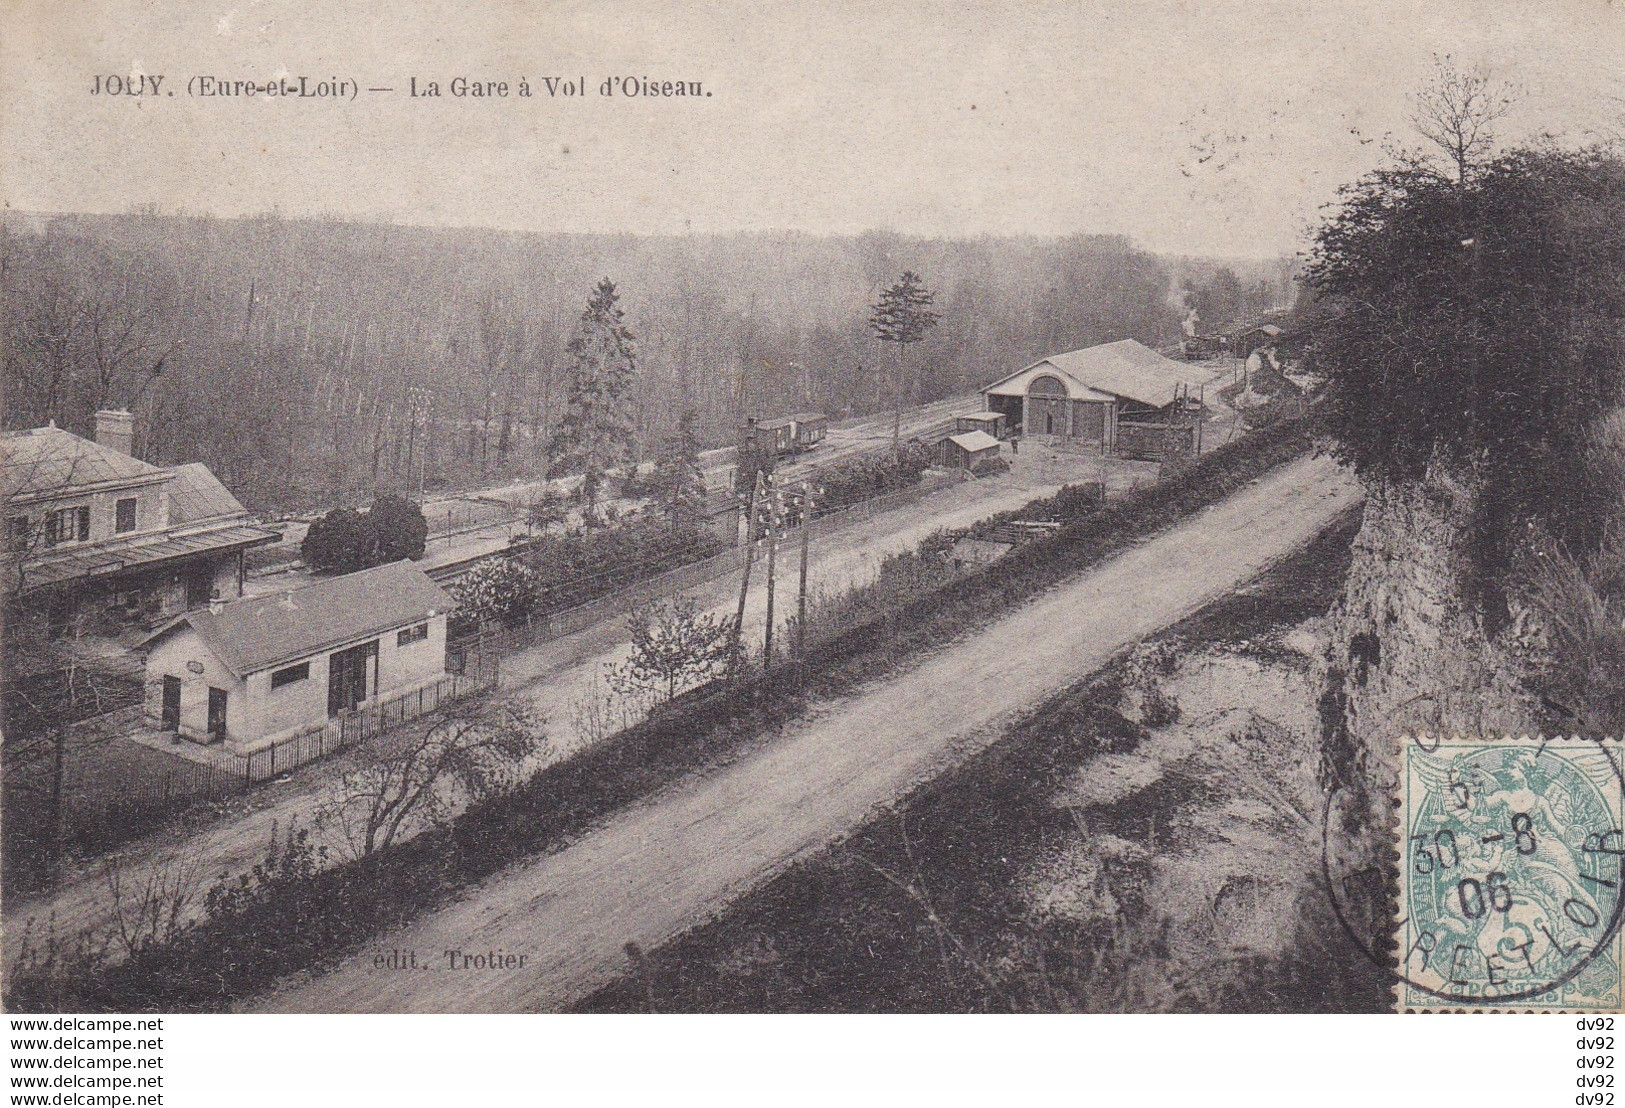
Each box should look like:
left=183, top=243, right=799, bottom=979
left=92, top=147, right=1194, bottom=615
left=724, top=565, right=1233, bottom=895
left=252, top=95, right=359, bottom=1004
left=253, top=454, right=1362, bottom=1012
left=1, top=439, right=1118, bottom=969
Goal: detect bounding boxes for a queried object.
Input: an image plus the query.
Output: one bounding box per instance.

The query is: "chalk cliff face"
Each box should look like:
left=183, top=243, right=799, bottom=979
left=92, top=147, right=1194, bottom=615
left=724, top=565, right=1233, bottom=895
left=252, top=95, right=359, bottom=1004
left=1317, top=462, right=1544, bottom=947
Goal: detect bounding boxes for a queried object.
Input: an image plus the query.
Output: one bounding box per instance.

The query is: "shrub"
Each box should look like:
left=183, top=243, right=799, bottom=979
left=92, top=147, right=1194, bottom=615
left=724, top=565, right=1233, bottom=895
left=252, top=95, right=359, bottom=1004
left=1, top=415, right=1315, bottom=1014
left=815, top=442, right=934, bottom=513
left=1048, top=481, right=1105, bottom=519
left=448, top=557, right=541, bottom=631
left=368, top=494, right=429, bottom=562
left=300, top=507, right=372, bottom=573
left=522, top=518, right=725, bottom=614
left=609, top=596, right=738, bottom=704
left=965, top=479, right=1103, bottom=539
left=526, top=488, right=572, bottom=534
left=301, top=495, right=429, bottom=573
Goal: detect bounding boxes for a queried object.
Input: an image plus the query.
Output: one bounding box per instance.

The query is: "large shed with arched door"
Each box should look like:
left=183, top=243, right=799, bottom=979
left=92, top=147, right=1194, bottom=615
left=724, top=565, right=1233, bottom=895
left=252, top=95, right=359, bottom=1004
left=981, top=339, right=1199, bottom=454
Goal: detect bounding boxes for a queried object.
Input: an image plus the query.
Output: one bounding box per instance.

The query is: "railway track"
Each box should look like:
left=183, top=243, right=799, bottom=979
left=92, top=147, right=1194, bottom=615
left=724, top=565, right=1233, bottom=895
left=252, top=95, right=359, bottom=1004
left=310, top=395, right=983, bottom=590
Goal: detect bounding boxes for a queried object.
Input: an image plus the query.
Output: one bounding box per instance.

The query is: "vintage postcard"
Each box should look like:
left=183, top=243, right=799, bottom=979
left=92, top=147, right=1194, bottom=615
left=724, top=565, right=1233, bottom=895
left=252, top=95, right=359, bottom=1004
left=2, top=0, right=1624, bottom=1037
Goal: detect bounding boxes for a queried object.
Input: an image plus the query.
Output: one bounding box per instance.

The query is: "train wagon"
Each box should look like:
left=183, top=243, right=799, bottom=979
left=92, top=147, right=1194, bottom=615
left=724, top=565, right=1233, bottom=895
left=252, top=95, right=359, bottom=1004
left=785, top=411, right=828, bottom=450
left=750, top=412, right=828, bottom=456
left=752, top=416, right=797, bottom=455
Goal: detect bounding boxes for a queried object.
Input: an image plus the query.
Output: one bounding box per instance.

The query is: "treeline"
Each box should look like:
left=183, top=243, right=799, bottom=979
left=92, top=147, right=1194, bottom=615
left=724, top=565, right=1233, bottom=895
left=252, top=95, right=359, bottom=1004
left=3, top=211, right=1226, bottom=514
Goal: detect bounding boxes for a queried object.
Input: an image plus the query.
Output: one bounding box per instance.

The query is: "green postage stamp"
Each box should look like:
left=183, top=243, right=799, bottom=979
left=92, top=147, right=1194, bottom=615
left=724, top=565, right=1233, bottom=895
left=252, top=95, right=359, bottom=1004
left=1397, top=735, right=1625, bottom=1012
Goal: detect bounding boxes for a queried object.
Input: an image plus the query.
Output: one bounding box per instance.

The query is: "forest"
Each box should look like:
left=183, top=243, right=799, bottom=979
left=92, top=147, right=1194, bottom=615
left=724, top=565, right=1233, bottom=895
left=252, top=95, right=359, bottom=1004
left=1, top=209, right=1290, bottom=515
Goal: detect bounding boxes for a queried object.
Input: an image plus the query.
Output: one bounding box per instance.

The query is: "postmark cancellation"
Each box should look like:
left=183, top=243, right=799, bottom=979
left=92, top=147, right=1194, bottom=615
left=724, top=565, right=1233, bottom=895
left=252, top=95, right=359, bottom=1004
left=1396, top=734, right=1625, bottom=1012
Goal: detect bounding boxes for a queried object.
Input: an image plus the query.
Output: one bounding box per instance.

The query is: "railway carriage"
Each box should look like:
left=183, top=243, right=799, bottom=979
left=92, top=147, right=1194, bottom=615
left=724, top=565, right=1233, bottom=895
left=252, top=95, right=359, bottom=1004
left=749, top=412, right=828, bottom=456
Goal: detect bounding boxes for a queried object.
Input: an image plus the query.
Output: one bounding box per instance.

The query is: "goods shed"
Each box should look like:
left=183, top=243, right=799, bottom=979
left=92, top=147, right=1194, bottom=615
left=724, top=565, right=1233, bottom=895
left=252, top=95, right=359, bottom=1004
left=139, top=560, right=453, bottom=751
left=1232, top=323, right=1284, bottom=362
left=981, top=339, right=1200, bottom=454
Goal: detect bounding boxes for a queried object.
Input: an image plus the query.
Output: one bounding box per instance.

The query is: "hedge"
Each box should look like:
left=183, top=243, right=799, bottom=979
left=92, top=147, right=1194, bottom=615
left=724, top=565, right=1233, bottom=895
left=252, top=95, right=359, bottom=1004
left=5, top=416, right=1317, bottom=1012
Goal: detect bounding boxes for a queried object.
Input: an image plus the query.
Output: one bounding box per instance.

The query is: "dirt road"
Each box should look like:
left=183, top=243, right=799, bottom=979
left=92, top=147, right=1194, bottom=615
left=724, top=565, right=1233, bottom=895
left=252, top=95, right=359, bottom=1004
left=2, top=442, right=1115, bottom=970
left=253, top=454, right=1362, bottom=1012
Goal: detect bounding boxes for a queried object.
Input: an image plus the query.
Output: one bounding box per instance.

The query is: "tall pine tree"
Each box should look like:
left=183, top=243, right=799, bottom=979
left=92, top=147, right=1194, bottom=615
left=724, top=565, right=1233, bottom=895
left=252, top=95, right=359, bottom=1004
left=870, top=271, right=939, bottom=457
left=550, top=278, right=638, bottom=515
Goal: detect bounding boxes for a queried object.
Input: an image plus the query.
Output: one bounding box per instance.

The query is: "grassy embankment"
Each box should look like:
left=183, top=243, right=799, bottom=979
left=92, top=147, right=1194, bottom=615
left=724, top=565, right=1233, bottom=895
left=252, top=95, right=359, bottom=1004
left=6, top=417, right=1317, bottom=1012
left=576, top=507, right=1387, bottom=1013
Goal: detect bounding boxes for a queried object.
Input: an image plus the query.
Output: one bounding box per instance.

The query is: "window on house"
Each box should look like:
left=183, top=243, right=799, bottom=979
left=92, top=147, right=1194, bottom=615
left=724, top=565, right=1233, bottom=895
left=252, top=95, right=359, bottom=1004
left=397, top=623, right=429, bottom=647
left=46, top=506, right=89, bottom=546
left=270, top=662, right=310, bottom=689
left=115, top=497, right=138, bottom=533
left=6, top=516, right=28, bottom=552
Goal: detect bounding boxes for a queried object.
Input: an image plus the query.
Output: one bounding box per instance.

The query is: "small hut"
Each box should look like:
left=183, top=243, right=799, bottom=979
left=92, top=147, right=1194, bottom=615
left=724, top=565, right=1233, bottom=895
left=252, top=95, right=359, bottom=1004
left=955, top=411, right=1008, bottom=440
left=941, top=430, right=1001, bottom=469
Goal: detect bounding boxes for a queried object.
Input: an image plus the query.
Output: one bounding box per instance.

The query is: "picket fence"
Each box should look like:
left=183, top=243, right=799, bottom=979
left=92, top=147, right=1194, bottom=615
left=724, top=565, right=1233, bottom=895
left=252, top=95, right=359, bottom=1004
left=9, top=657, right=502, bottom=870
left=240, top=657, right=500, bottom=784
left=457, top=474, right=956, bottom=662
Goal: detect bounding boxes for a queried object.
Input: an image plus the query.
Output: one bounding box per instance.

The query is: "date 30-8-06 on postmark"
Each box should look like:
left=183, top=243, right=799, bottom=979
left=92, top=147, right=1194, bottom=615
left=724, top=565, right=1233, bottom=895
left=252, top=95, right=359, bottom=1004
left=1397, top=735, right=1625, bottom=1012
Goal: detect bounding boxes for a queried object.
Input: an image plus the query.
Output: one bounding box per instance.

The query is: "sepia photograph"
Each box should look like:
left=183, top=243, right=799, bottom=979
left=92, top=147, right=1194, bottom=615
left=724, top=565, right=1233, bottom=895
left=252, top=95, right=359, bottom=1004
left=2, top=0, right=1624, bottom=1046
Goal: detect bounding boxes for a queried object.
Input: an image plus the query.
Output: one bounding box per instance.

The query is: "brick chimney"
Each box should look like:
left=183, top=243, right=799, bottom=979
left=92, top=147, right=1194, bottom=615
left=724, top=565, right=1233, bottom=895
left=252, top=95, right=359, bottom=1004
left=94, top=409, right=135, bottom=455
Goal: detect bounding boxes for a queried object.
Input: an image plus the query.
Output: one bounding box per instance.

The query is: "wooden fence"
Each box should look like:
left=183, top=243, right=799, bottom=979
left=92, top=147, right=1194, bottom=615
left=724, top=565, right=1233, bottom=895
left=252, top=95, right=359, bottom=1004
left=455, top=474, right=956, bottom=663
left=3, top=657, right=501, bottom=889
left=72, top=758, right=247, bottom=825
left=1115, top=420, right=1197, bottom=460
left=241, top=658, right=499, bottom=784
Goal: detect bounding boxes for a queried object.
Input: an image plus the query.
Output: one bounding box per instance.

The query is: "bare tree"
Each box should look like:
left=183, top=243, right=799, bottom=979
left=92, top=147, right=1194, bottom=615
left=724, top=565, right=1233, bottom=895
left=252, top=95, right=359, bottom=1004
left=3, top=239, right=176, bottom=435
left=609, top=595, right=737, bottom=704
left=101, top=847, right=209, bottom=959
left=314, top=698, right=546, bottom=860
left=1410, top=55, right=1518, bottom=185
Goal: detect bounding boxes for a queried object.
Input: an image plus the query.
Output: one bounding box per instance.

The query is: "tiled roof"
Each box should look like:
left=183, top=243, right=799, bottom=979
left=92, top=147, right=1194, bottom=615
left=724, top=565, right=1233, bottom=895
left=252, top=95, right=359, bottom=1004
left=168, top=463, right=248, bottom=525
left=2, top=425, right=167, bottom=499
left=141, top=560, right=452, bottom=677
left=984, top=340, right=1196, bottom=409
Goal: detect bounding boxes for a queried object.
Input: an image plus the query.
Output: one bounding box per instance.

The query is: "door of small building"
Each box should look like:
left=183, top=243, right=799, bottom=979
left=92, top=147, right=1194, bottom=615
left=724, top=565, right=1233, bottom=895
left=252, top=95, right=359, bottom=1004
left=206, top=687, right=228, bottom=740
left=161, top=675, right=181, bottom=730
left=327, top=640, right=379, bottom=716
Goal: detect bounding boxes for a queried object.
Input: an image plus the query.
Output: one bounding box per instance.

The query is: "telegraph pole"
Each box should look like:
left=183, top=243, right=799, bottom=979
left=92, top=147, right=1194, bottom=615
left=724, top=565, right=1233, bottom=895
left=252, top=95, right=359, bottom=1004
left=732, top=469, right=763, bottom=657
left=797, top=482, right=815, bottom=662
left=762, top=476, right=779, bottom=667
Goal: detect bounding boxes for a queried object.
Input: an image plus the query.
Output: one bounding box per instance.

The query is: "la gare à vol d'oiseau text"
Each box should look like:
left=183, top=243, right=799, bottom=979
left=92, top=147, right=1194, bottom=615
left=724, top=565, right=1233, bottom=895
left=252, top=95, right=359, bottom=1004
left=90, top=73, right=710, bottom=100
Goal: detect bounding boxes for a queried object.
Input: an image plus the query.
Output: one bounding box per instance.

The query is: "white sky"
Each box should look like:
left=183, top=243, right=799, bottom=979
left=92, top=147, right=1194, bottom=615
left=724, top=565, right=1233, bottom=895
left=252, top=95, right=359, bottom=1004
left=3, top=0, right=1621, bottom=256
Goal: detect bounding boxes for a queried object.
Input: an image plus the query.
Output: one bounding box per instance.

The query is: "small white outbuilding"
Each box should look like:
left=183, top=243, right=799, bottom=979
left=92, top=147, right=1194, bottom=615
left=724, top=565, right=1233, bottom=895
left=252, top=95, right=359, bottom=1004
left=139, top=560, right=454, bottom=752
